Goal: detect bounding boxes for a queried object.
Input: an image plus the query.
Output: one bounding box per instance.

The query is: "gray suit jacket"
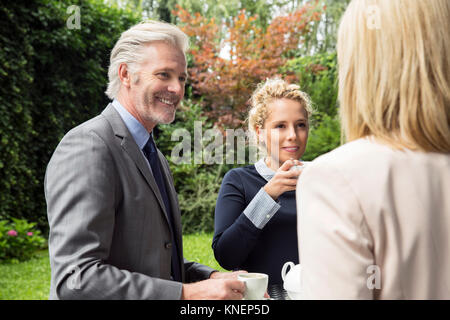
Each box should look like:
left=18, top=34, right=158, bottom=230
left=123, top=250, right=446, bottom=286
left=44, top=104, right=216, bottom=300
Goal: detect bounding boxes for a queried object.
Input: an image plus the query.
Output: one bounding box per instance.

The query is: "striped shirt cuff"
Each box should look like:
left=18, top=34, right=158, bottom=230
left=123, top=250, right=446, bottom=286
left=243, top=187, right=281, bottom=229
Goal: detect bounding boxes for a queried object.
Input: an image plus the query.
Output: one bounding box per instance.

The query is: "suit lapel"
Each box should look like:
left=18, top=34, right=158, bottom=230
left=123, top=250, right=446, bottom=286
left=101, top=104, right=171, bottom=227
left=158, top=151, right=182, bottom=236
left=102, top=104, right=184, bottom=280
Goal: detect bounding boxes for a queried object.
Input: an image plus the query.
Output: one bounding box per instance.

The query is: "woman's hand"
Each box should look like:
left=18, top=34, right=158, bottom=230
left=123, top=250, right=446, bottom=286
left=263, top=159, right=303, bottom=200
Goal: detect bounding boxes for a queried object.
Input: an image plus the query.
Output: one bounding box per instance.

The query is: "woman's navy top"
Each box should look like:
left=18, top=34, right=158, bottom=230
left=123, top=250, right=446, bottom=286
left=212, top=159, right=300, bottom=285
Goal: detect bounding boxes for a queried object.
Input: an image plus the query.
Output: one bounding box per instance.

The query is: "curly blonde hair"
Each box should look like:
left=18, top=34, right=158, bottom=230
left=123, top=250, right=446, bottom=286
left=248, top=78, right=313, bottom=146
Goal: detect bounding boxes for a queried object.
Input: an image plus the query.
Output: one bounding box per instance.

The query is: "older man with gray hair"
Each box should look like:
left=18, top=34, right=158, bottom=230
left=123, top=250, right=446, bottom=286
left=45, top=21, right=245, bottom=300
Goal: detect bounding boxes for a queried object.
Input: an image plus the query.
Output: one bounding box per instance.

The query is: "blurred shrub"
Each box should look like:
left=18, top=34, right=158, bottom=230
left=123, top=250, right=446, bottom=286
left=302, top=113, right=341, bottom=161
left=174, top=2, right=324, bottom=129
left=0, top=218, right=47, bottom=263
left=283, top=51, right=341, bottom=161
left=284, top=51, right=338, bottom=118
left=157, top=97, right=235, bottom=233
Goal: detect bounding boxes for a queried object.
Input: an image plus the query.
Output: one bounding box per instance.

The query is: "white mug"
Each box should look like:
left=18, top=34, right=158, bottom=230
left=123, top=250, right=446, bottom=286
left=281, top=262, right=296, bottom=281
left=237, top=273, right=268, bottom=300
left=289, top=164, right=306, bottom=171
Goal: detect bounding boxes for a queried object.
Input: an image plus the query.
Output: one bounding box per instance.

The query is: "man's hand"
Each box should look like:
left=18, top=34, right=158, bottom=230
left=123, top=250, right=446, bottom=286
left=209, top=270, right=247, bottom=280
left=181, top=278, right=245, bottom=300
left=181, top=270, right=247, bottom=300
left=181, top=270, right=270, bottom=300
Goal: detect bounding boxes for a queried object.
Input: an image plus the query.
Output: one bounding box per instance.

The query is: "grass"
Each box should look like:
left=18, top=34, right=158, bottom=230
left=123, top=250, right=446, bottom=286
left=0, top=232, right=224, bottom=300
left=0, top=250, right=50, bottom=300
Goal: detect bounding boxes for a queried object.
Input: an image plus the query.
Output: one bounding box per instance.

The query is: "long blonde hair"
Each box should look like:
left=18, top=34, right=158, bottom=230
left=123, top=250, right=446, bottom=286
left=337, top=0, right=450, bottom=152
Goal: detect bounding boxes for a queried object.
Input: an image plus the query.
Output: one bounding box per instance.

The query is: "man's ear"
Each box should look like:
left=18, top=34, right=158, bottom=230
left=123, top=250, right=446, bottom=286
left=118, top=63, right=132, bottom=88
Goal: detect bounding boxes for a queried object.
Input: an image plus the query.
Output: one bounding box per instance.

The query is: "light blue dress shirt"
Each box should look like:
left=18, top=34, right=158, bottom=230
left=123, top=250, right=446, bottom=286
left=112, top=99, right=150, bottom=149
left=112, top=99, right=154, bottom=172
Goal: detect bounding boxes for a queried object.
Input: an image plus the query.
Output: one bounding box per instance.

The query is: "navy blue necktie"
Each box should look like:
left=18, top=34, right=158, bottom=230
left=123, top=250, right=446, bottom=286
left=143, top=134, right=182, bottom=282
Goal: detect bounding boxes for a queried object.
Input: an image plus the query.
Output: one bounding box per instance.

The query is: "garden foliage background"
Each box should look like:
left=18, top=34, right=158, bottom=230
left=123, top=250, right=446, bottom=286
left=0, top=0, right=349, bottom=239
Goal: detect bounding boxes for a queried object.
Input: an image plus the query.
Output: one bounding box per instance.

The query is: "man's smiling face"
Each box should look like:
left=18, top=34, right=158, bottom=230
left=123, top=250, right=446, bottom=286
left=130, top=41, right=187, bottom=127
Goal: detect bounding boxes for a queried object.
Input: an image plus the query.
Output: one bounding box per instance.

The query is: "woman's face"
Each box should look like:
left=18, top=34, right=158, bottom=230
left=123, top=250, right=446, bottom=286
left=257, top=98, right=309, bottom=169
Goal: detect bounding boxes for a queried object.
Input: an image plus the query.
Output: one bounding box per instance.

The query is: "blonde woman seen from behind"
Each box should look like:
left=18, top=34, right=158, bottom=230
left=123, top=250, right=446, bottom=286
left=296, top=0, right=450, bottom=299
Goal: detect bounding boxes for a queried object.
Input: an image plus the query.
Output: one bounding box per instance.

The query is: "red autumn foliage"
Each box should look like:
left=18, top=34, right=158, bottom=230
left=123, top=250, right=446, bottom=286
left=173, top=2, right=324, bottom=128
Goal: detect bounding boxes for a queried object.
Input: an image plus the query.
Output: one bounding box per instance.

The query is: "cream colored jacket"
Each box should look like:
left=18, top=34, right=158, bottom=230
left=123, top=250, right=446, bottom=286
left=297, top=137, right=450, bottom=299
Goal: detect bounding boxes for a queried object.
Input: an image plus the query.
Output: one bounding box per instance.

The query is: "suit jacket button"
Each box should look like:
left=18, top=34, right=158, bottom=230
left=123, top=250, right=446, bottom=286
left=165, top=242, right=172, bottom=249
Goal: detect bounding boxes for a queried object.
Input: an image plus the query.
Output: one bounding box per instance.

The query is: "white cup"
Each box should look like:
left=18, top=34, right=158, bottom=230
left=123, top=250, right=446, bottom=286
left=237, top=273, right=268, bottom=300
left=289, top=164, right=306, bottom=171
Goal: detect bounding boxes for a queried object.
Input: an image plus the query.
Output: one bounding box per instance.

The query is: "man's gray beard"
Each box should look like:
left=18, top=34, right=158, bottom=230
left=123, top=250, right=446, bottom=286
left=145, top=107, right=176, bottom=125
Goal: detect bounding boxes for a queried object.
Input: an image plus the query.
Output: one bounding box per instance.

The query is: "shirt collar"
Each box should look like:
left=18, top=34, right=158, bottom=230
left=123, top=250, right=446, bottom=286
left=254, top=158, right=275, bottom=182
left=112, top=99, right=150, bottom=150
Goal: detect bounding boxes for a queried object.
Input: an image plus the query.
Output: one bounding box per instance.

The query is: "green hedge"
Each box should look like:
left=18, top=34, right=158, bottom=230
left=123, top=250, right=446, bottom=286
left=284, top=52, right=339, bottom=118
left=157, top=97, right=239, bottom=234
left=0, top=0, right=140, bottom=233
left=283, top=52, right=342, bottom=161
